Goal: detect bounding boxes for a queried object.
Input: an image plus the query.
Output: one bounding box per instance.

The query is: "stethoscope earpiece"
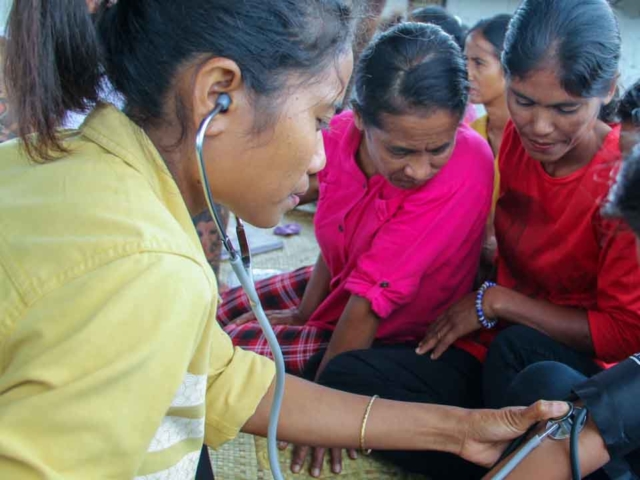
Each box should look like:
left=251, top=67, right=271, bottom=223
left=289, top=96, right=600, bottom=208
left=216, top=93, right=232, bottom=113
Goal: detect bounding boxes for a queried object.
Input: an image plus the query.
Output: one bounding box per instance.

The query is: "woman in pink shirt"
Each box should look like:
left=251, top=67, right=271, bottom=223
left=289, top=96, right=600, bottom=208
left=219, top=22, right=493, bottom=379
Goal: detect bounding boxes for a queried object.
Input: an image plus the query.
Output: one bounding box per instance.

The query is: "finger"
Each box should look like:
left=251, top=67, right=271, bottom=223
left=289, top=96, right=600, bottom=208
left=234, top=312, right=256, bottom=325
left=278, top=441, right=289, bottom=450
left=310, top=447, right=327, bottom=477
left=419, top=324, right=452, bottom=356
left=291, top=445, right=309, bottom=474
left=329, top=447, right=343, bottom=474
left=416, top=317, right=449, bottom=354
left=430, top=328, right=457, bottom=360
left=503, top=401, right=571, bottom=435
left=348, top=448, right=358, bottom=460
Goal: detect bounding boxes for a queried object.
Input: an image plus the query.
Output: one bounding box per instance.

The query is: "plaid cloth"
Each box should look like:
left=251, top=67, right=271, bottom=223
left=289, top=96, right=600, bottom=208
left=218, top=266, right=332, bottom=375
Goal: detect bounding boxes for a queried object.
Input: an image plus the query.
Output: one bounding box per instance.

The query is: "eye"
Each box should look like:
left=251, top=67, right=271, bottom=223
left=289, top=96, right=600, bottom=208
left=428, top=144, right=450, bottom=155
left=388, top=147, right=412, bottom=158
left=556, top=105, right=581, bottom=115
left=473, top=58, right=484, bottom=67
left=515, top=97, right=534, bottom=107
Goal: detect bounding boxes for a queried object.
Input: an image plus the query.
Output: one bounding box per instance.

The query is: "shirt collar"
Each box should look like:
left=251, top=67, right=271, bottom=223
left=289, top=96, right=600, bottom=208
left=80, top=104, right=204, bottom=256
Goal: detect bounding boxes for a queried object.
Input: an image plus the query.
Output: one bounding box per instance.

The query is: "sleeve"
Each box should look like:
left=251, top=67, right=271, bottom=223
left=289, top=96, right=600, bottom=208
left=204, top=335, right=275, bottom=448
left=0, top=253, right=213, bottom=479
left=345, top=181, right=491, bottom=319
left=588, top=221, right=640, bottom=362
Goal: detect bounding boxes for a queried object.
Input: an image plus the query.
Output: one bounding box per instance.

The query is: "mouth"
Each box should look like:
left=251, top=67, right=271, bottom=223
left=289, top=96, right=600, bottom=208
left=526, top=138, right=558, bottom=154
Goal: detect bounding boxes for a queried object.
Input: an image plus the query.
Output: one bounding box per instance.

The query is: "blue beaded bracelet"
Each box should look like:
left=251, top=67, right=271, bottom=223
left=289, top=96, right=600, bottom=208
left=476, top=281, right=498, bottom=329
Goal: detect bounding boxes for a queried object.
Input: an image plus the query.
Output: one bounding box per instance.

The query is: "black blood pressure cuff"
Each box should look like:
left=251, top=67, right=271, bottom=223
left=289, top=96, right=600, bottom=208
left=572, top=354, right=640, bottom=479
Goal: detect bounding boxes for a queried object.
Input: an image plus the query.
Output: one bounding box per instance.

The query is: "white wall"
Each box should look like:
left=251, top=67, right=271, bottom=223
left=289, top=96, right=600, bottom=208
left=0, top=0, right=11, bottom=36
left=447, top=0, right=640, bottom=89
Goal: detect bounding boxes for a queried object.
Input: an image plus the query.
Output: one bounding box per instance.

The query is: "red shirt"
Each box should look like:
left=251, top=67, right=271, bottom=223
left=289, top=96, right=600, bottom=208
left=460, top=121, right=640, bottom=363
left=307, top=111, right=494, bottom=345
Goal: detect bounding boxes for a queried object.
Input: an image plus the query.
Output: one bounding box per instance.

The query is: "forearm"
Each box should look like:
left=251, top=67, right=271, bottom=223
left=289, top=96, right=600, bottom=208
left=315, top=295, right=379, bottom=377
left=297, top=254, right=331, bottom=322
left=486, top=286, right=594, bottom=354
left=483, top=417, right=610, bottom=480
left=243, top=374, right=465, bottom=453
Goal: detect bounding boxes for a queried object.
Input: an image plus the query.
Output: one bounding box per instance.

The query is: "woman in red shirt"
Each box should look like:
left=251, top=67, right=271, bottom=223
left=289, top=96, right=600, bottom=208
left=414, top=0, right=640, bottom=406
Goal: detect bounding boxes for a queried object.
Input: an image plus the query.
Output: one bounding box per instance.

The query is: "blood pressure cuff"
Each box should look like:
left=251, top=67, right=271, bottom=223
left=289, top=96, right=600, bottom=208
left=573, top=354, right=640, bottom=479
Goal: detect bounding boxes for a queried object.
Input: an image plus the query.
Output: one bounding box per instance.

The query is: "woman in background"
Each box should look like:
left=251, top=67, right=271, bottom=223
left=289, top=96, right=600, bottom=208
left=466, top=13, right=512, bottom=213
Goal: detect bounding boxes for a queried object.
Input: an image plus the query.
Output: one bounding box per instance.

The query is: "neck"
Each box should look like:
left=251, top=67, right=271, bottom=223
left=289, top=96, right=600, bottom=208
left=484, top=94, right=509, bottom=133
left=145, top=125, right=205, bottom=215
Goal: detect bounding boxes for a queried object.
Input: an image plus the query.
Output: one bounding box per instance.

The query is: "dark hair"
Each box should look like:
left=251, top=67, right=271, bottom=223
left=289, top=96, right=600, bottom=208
left=410, top=6, right=465, bottom=49
left=604, top=146, right=640, bottom=237
left=467, top=14, right=512, bottom=59
left=503, top=0, right=620, bottom=99
left=619, top=80, right=640, bottom=126
left=4, top=0, right=354, bottom=160
left=354, top=22, right=468, bottom=129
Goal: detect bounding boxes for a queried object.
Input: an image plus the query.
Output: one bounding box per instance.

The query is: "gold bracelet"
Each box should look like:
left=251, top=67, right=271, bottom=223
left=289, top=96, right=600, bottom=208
left=359, top=394, right=379, bottom=455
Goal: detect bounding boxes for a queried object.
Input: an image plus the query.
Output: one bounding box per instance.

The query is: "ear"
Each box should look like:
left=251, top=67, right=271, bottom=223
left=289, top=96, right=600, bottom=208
left=603, top=75, right=620, bottom=106
left=352, top=104, right=365, bottom=131
left=191, top=57, right=245, bottom=138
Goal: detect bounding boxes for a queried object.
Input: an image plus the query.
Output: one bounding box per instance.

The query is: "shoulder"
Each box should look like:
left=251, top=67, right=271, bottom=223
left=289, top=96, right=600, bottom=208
left=449, top=123, right=494, bottom=177
left=0, top=138, right=206, bottom=301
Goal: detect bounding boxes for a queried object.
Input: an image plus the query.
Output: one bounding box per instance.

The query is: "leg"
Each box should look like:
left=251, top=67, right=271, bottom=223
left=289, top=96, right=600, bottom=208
left=483, top=325, right=603, bottom=408
left=505, top=361, right=588, bottom=406
left=224, top=322, right=331, bottom=376
left=317, top=345, right=486, bottom=480
left=216, top=266, right=313, bottom=327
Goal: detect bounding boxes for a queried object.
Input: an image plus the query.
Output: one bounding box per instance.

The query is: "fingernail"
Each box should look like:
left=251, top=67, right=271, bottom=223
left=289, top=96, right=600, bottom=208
left=292, top=465, right=301, bottom=473
left=333, top=466, right=341, bottom=474
left=312, top=468, right=320, bottom=477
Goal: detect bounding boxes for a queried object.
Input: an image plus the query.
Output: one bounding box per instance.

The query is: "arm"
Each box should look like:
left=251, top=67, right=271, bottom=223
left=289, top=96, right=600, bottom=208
left=243, top=375, right=571, bottom=468
left=315, top=294, right=379, bottom=378
left=296, top=253, right=332, bottom=323
left=485, top=287, right=594, bottom=354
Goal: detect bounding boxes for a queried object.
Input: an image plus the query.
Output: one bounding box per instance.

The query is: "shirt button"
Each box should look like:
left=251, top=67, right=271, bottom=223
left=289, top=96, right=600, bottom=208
left=338, top=225, right=344, bottom=232
left=380, top=281, right=389, bottom=288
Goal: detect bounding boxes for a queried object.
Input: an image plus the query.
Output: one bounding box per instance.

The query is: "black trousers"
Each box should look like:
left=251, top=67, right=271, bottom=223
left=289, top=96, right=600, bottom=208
left=316, top=345, right=487, bottom=480
left=482, top=325, right=603, bottom=409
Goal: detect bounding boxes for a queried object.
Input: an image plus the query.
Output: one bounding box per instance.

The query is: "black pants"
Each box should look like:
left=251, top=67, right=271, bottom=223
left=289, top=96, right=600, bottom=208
left=317, top=345, right=486, bottom=480
left=483, top=325, right=603, bottom=409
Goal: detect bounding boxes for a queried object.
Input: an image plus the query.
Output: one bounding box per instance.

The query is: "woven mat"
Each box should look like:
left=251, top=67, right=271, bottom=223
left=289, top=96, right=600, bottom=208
left=209, top=433, right=429, bottom=480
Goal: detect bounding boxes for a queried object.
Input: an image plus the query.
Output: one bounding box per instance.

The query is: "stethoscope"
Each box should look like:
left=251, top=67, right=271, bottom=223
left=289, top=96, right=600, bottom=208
left=195, top=93, right=286, bottom=480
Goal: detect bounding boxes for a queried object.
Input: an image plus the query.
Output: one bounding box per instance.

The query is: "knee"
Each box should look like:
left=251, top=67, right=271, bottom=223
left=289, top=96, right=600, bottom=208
left=486, top=325, right=544, bottom=366
left=316, top=350, right=378, bottom=395
left=507, top=361, right=586, bottom=404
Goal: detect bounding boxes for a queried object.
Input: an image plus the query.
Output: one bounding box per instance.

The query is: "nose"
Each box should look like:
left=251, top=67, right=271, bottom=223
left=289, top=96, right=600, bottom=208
left=309, top=131, right=326, bottom=175
left=531, top=108, right=555, bottom=138
left=403, top=157, right=433, bottom=183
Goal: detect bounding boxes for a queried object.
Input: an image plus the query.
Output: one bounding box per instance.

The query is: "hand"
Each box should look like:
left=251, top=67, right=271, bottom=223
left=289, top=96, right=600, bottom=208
left=459, top=400, right=570, bottom=467
left=285, top=443, right=358, bottom=477
left=233, top=308, right=305, bottom=326
left=416, top=293, right=481, bottom=360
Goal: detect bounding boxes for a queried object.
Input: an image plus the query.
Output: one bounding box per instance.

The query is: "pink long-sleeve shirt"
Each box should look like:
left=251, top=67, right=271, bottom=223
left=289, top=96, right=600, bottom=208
left=306, top=111, right=494, bottom=347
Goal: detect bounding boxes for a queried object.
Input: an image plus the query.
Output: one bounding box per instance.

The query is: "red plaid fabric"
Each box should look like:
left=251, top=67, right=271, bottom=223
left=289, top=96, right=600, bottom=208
left=217, top=266, right=332, bottom=375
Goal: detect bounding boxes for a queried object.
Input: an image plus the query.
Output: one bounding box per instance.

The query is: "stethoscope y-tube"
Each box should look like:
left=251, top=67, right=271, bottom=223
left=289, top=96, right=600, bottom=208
left=195, top=94, right=286, bottom=480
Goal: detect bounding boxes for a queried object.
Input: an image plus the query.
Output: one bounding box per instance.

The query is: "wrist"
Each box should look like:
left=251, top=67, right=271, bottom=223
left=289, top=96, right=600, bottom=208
left=416, top=405, right=467, bottom=455
left=291, top=308, right=307, bottom=325
left=482, top=284, right=504, bottom=319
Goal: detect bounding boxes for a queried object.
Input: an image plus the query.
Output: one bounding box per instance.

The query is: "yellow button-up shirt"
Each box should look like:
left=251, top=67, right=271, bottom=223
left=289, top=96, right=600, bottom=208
left=0, top=105, right=275, bottom=479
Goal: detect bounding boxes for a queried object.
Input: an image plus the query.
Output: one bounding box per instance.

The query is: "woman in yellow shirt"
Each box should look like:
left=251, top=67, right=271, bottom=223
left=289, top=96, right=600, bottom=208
left=466, top=14, right=512, bottom=212
left=0, top=1, right=567, bottom=478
